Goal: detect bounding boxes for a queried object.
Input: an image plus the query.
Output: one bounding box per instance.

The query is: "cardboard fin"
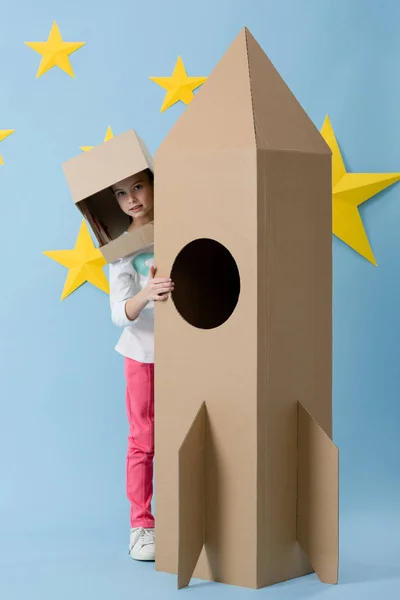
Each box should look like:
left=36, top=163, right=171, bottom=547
left=297, top=402, right=339, bottom=584
left=178, top=402, right=207, bottom=590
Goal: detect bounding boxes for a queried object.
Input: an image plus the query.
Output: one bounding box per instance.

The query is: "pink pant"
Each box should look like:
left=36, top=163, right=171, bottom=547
left=124, top=357, right=155, bottom=529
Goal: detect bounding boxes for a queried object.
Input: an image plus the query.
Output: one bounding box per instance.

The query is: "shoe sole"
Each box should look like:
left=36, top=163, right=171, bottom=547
left=129, top=552, right=155, bottom=562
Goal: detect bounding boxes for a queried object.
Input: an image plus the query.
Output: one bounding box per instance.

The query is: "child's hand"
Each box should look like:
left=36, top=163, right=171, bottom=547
left=144, top=265, right=174, bottom=301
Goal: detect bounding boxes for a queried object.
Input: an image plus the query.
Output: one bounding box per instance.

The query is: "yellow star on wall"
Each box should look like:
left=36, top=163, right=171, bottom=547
left=321, top=115, right=400, bottom=266
left=80, top=126, right=114, bottom=152
left=149, top=56, right=207, bottom=112
left=43, top=219, right=109, bottom=300
left=0, top=129, right=14, bottom=165
left=25, top=21, right=85, bottom=78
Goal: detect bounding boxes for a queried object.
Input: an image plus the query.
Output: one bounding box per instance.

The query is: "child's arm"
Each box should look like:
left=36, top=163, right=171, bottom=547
left=109, top=262, right=139, bottom=327
left=124, top=266, right=174, bottom=320
left=123, top=288, right=151, bottom=323
left=110, top=263, right=173, bottom=327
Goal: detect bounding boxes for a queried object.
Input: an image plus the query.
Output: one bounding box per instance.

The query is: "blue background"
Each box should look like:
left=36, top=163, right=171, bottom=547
left=1, top=0, right=399, bottom=598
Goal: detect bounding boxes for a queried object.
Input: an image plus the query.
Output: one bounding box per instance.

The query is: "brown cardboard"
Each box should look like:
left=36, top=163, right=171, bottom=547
left=62, top=129, right=154, bottom=263
left=154, top=26, right=338, bottom=589
left=100, top=222, right=154, bottom=265
left=297, top=402, right=339, bottom=584
left=177, top=402, right=206, bottom=590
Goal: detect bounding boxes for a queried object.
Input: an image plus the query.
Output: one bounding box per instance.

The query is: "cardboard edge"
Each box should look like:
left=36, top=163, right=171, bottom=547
left=100, top=222, right=154, bottom=263
left=61, top=129, right=153, bottom=205
left=297, top=401, right=339, bottom=584
left=244, top=28, right=257, bottom=149
left=177, top=402, right=207, bottom=590
left=137, top=133, right=155, bottom=173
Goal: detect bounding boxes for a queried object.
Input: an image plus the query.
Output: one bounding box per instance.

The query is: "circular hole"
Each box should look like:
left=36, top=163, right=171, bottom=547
left=170, top=238, right=240, bottom=330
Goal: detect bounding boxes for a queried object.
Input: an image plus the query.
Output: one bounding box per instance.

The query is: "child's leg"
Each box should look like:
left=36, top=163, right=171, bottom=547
left=124, top=357, right=155, bottom=529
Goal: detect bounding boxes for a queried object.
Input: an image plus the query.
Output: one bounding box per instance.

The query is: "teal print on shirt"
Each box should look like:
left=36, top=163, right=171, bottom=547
left=132, top=252, right=154, bottom=277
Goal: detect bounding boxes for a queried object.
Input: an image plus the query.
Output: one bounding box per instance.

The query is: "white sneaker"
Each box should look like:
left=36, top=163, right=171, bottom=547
left=129, top=527, right=155, bottom=561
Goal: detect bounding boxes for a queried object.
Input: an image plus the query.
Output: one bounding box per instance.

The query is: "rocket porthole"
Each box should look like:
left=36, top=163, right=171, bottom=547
left=170, top=238, right=240, bottom=330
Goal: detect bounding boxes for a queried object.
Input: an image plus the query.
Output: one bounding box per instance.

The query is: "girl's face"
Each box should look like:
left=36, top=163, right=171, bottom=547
left=111, top=170, right=154, bottom=226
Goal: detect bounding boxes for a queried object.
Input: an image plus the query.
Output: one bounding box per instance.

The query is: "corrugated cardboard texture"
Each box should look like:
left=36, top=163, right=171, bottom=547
left=62, top=129, right=154, bottom=263
left=101, top=222, right=154, bottom=264
left=154, top=26, right=336, bottom=589
left=246, top=31, right=330, bottom=154
left=256, top=148, right=333, bottom=588
left=155, top=149, right=259, bottom=588
left=177, top=402, right=206, bottom=589
left=297, top=402, right=339, bottom=584
left=62, top=129, right=153, bottom=204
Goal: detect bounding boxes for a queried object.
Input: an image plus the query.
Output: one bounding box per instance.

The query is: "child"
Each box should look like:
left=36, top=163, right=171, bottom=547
left=109, top=167, right=174, bottom=561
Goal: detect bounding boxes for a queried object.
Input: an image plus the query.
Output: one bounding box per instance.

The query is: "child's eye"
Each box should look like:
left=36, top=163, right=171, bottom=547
left=116, top=191, right=125, bottom=197
left=134, top=184, right=143, bottom=191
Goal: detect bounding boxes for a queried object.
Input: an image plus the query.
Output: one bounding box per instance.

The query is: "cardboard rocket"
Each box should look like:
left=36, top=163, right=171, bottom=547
left=154, top=27, right=339, bottom=589
left=62, top=129, right=154, bottom=263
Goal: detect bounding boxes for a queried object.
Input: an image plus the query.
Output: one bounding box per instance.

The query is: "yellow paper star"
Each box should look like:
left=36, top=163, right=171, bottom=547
left=25, top=21, right=85, bottom=78
left=80, top=126, right=114, bottom=152
left=149, top=56, right=207, bottom=112
left=43, top=219, right=109, bottom=300
left=321, top=115, right=400, bottom=266
left=0, top=129, right=14, bottom=165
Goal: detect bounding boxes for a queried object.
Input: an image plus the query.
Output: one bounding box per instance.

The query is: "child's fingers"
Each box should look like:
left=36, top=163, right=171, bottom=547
left=154, top=284, right=174, bottom=294
left=153, top=280, right=174, bottom=286
left=153, top=282, right=174, bottom=291
left=152, top=277, right=172, bottom=284
left=155, top=293, right=169, bottom=301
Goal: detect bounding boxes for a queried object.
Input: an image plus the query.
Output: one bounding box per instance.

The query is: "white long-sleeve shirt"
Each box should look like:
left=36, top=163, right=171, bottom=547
left=109, top=243, right=154, bottom=363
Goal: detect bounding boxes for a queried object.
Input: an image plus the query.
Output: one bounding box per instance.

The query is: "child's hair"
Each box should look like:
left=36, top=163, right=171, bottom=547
left=146, top=168, right=154, bottom=184
left=111, top=168, right=154, bottom=197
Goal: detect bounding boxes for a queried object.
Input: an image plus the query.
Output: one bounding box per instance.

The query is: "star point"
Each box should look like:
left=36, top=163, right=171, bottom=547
left=0, top=129, right=14, bottom=165
left=321, top=116, right=400, bottom=265
left=43, top=219, right=109, bottom=300
left=80, top=126, right=114, bottom=152
left=25, top=21, right=86, bottom=78
left=149, top=56, right=207, bottom=112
